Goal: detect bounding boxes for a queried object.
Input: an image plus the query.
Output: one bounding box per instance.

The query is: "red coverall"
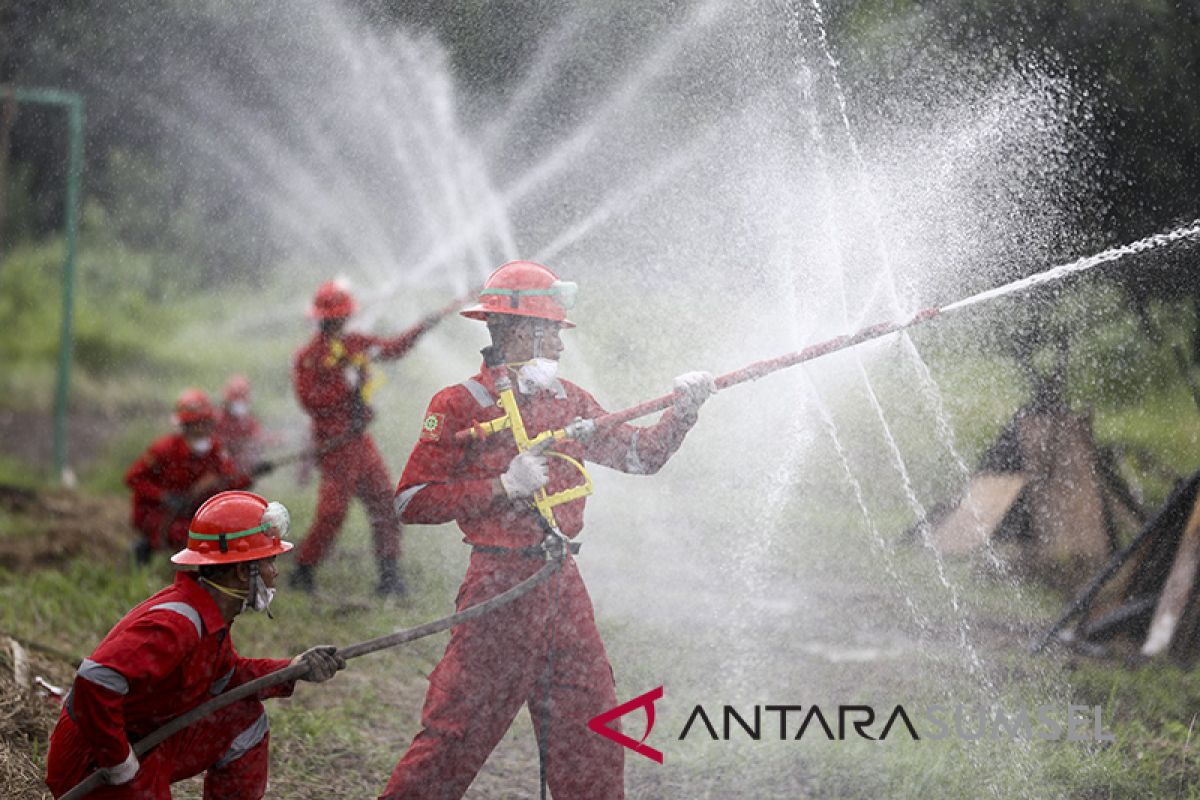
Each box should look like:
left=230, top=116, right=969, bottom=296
left=214, top=410, right=264, bottom=473
left=124, top=435, right=251, bottom=551
left=45, top=572, right=296, bottom=799
left=292, top=324, right=431, bottom=567
left=381, top=366, right=697, bottom=800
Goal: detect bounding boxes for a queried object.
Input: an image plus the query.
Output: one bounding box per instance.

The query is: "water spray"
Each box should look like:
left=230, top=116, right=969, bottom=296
left=457, top=218, right=1200, bottom=445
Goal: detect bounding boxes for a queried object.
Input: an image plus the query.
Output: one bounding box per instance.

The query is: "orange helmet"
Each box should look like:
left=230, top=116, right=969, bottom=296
left=172, top=491, right=294, bottom=566
left=309, top=280, right=357, bottom=319
left=224, top=374, right=251, bottom=402
left=173, top=388, right=216, bottom=425
left=460, top=261, right=577, bottom=328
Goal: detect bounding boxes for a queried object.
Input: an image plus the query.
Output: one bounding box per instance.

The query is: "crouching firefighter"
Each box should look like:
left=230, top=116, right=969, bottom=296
left=214, top=375, right=271, bottom=475
left=45, top=491, right=346, bottom=799
left=125, top=388, right=252, bottom=565
left=380, top=261, right=715, bottom=800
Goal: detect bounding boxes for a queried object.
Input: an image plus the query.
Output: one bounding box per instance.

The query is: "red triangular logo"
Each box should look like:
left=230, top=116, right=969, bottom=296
left=587, top=686, right=664, bottom=764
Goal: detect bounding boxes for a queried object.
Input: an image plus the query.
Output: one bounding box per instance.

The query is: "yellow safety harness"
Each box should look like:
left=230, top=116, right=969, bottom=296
left=491, top=370, right=593, bottom=532
left=323, top=338, right=385, bottom=403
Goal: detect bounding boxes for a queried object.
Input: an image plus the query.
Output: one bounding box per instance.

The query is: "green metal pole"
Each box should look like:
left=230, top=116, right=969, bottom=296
left=54, top=97, right=84, bottom=480
left=5, top=87, right=85, bottom=481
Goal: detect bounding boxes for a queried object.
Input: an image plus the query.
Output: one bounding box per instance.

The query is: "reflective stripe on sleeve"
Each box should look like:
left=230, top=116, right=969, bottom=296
left=77, top=658, right=130, bottom=696
left=625, top=429, right=646, bottom=475
left=213, top=709, right=270, bottom=768
left=209, top=666, right=235, bottom=696
left=394, top=484, right=429, bottom=516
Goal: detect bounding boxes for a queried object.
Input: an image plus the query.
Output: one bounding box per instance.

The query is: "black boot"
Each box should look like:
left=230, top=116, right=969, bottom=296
left=289, top=563, right=316, bottom=594
left=376, top=560, right=406, bottom=597
left=131, top=539, right=152, bottom=567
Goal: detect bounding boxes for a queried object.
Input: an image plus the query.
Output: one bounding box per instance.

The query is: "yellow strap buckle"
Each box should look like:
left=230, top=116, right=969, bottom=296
left=496, top=384, right=594, bottom=529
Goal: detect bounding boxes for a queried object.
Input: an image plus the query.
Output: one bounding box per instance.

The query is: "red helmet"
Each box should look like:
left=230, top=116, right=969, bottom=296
left=173, top=388, right=216, bottom=425
left=309, top=280, right=357, bottom=319
left=224, top=374, right=251, bottom=402
left=460, top=261, right=577, bottom=328
left=172, top=490, right=294, bottom=566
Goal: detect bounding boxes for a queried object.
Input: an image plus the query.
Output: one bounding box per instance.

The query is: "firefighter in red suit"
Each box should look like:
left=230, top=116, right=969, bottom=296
left=44, top=490, right=345, bottom=799
left=380, top=261, right=715, bottom=799
left=290, top=280, right=444, bottom=596
left=214, top=375, right=266, bottom=474
left=125, top=389, right=252, bottom=565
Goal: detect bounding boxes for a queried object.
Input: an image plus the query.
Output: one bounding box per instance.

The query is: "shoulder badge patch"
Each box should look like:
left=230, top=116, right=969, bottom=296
left=420, top=412, right=445, bottom=441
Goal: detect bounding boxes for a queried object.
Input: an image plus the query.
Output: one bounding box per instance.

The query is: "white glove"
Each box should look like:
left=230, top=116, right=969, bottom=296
left=673, top=371, right=716, bottom=416
left=104, top=747, right=140, bottom=786
left=499, top=449, right=549, bottom=499
left=343, top=366, right=361, bottom=388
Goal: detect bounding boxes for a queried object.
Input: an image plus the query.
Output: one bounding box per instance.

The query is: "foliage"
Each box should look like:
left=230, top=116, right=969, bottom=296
left=835, top=0, right=1200, bottom=249
left=0, top=235, right=179, bottom=409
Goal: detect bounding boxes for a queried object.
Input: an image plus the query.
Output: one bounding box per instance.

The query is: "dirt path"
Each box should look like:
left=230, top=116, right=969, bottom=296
left=0, top=484, right=131, bottom=571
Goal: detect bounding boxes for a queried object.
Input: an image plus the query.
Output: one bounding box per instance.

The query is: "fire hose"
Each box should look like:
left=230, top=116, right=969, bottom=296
left=58, top=555, right=563, bottom=800
left=455, top=216, right=1200, bottom=446
left=456, top=307, right=943, bottom=446
left=247, top=421, right=368, bottom=476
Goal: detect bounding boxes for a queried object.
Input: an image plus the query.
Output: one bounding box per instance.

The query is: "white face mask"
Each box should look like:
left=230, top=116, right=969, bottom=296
left=245, top=566, right=277, bottom=615
left=517, top=358, right=559, bottom=394
left=249, top=583, right=277, bottom=614
left=188, top=437, right=213, bottom=455
left=228, top=400, right=250, bottom=417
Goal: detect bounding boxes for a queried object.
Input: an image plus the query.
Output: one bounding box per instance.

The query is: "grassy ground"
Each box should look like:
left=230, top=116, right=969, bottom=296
left=6, top=238, right=1200, bottom=797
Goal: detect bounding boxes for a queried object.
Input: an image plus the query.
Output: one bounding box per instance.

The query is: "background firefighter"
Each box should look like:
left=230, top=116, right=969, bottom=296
left=124, top=388, right=252, bottom=565
left=380, top=261, right=715, bottom=799
left=44, top=490, right=345, bottom=799
left=214, top=374, right=270, bottom=474
left=290, top=279, right=445, bottom=597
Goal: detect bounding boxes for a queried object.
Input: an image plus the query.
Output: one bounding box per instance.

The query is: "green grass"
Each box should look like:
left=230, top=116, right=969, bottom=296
left=0, top=453, right=53, bottom=489
left=19, top=537, right=1197, bottom=800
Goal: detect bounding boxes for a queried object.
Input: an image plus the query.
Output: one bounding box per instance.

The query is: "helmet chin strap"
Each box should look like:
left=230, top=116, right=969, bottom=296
left=201, top=576, right=249, bottom=602
left=201, top=563, right=273, bottom=618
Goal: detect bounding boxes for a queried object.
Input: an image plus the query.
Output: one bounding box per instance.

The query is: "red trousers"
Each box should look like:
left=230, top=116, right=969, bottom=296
left=46, top=697, right=270, bottom=800
left=380, top=554, right=623, bottom=800
left=298, top=434, right=401, bottom=566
